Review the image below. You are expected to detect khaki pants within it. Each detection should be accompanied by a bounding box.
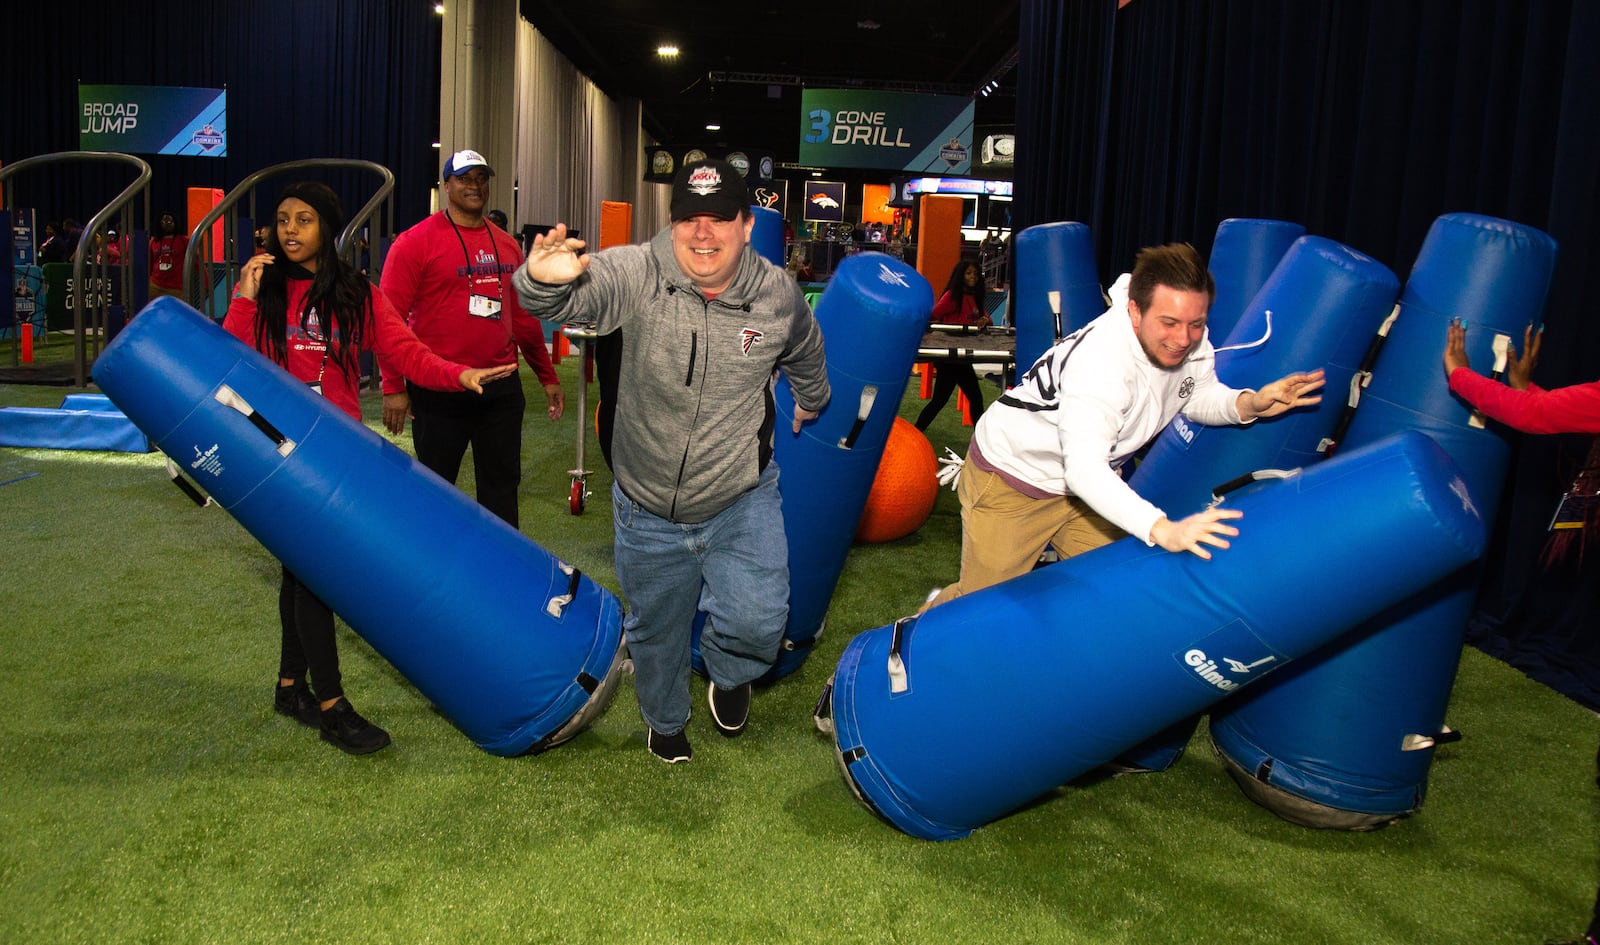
[923,463,1125,610]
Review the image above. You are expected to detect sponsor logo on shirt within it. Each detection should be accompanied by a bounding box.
[740,328,763,354]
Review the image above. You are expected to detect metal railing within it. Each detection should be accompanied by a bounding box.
[1,152,152,386]
[182,159,397,319]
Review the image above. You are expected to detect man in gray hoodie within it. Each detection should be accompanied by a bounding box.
[513,159,830,763]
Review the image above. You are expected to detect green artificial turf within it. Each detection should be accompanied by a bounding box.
[0,333,1595,944]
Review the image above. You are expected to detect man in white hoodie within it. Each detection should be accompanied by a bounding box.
[924,243,1324,609]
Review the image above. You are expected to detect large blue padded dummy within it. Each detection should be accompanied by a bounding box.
[93,298,627,757]
[824,431,1484,840]
[1012,222,1102,375]
[1203,218,1307,343]
[1115,236,1400,771]
[690,253,932,681]
[750,205,785,267]
[1209,213,1558,827]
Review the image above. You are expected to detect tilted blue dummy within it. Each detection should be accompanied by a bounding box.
[1204,218,1308,343]
[1208,213,1558,826]
[1115,235,1401,770]
[93,298,627,756]
[755,252,932,680]
[1012,222,1103,374]
[749,205,786,267]
[826,431,1485,840]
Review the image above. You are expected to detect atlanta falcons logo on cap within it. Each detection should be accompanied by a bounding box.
[740,328,764,354]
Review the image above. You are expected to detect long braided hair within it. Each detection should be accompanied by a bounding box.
[251,181,371,373]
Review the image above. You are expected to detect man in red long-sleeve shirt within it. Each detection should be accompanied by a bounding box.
[379,149,565,528]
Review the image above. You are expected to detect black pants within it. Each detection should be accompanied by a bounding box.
[277,567,341,702]
[915,362,986,431]
[408,373,525,528]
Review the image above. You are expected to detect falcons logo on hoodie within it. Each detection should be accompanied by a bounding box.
[740,328,763,354]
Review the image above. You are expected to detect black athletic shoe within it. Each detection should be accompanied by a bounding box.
[707,680,751,737]
[319,698,392,755]
[647,727,692,764]
[273,679,320,728]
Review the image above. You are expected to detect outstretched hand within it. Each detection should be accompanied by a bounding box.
[1149,507,1243,560]
[458,363,519,394]
[1506,322,1542,391]
[1240,369,1325,420]
[522,222,589,285]
[1444,320,1471,376]
[1445,320,1540,390]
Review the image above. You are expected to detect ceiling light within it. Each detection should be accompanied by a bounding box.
[656,44,680,58]
[705,123,722,132]
[433,3,444,13]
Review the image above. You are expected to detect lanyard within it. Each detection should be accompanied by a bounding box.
[447,214,502,300]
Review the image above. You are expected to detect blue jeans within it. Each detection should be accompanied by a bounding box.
[612,462,789,735]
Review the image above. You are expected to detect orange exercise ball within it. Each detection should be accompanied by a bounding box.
[856,418,939,543]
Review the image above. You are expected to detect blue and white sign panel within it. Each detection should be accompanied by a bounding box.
[78,84,227,157]
[799,90,973,174]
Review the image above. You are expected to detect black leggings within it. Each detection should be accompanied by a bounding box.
[408,373,526,528]
[277,567,342,702]
[915,362,986,431]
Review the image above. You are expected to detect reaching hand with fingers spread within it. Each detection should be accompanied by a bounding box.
[1149,507,1244,560]
[523,223,590,285]
[1506,322,1542,391]
[1239,369,1326,420]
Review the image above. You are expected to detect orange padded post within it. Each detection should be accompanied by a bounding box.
[916,194,963,292]
[187,187,225,262]
[919,363,934,399]
[599,201,633,250]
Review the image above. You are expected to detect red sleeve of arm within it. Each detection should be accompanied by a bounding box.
[367,288,470,393]
[508,290,559,386]
[375,238,421,395]
[929,291,958,322]
[1449,368,1600,435]
[222,296,258,346]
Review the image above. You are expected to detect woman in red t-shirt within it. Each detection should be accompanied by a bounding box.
[224,181,514,756]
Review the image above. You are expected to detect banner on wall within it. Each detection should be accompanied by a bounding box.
[752,179,788,218]
[972,124,1015,178]
[643,145,776,185]
[802,182,846,223]
[798,90,974,174]
[78,84,228,156]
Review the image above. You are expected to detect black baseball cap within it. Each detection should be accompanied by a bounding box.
[670,159,749,222]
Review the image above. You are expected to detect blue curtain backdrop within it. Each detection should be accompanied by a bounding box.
[1015,0,1600,708]
[0,1,440,232]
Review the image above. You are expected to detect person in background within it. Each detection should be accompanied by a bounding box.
[915,258,993,431]
[149,210,189,300]
[379,149,564,528]
[38,222,66,263]
[1444,319,1599,945]
[923,243,1325,611]
[513,158,830,765]
[487,209,509,231]
[225,181,515,755]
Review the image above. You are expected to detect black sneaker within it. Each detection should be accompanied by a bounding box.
[707,680,751,737]
[647,726,692,764]
[319,698,392,755]
[273,679,320,728]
